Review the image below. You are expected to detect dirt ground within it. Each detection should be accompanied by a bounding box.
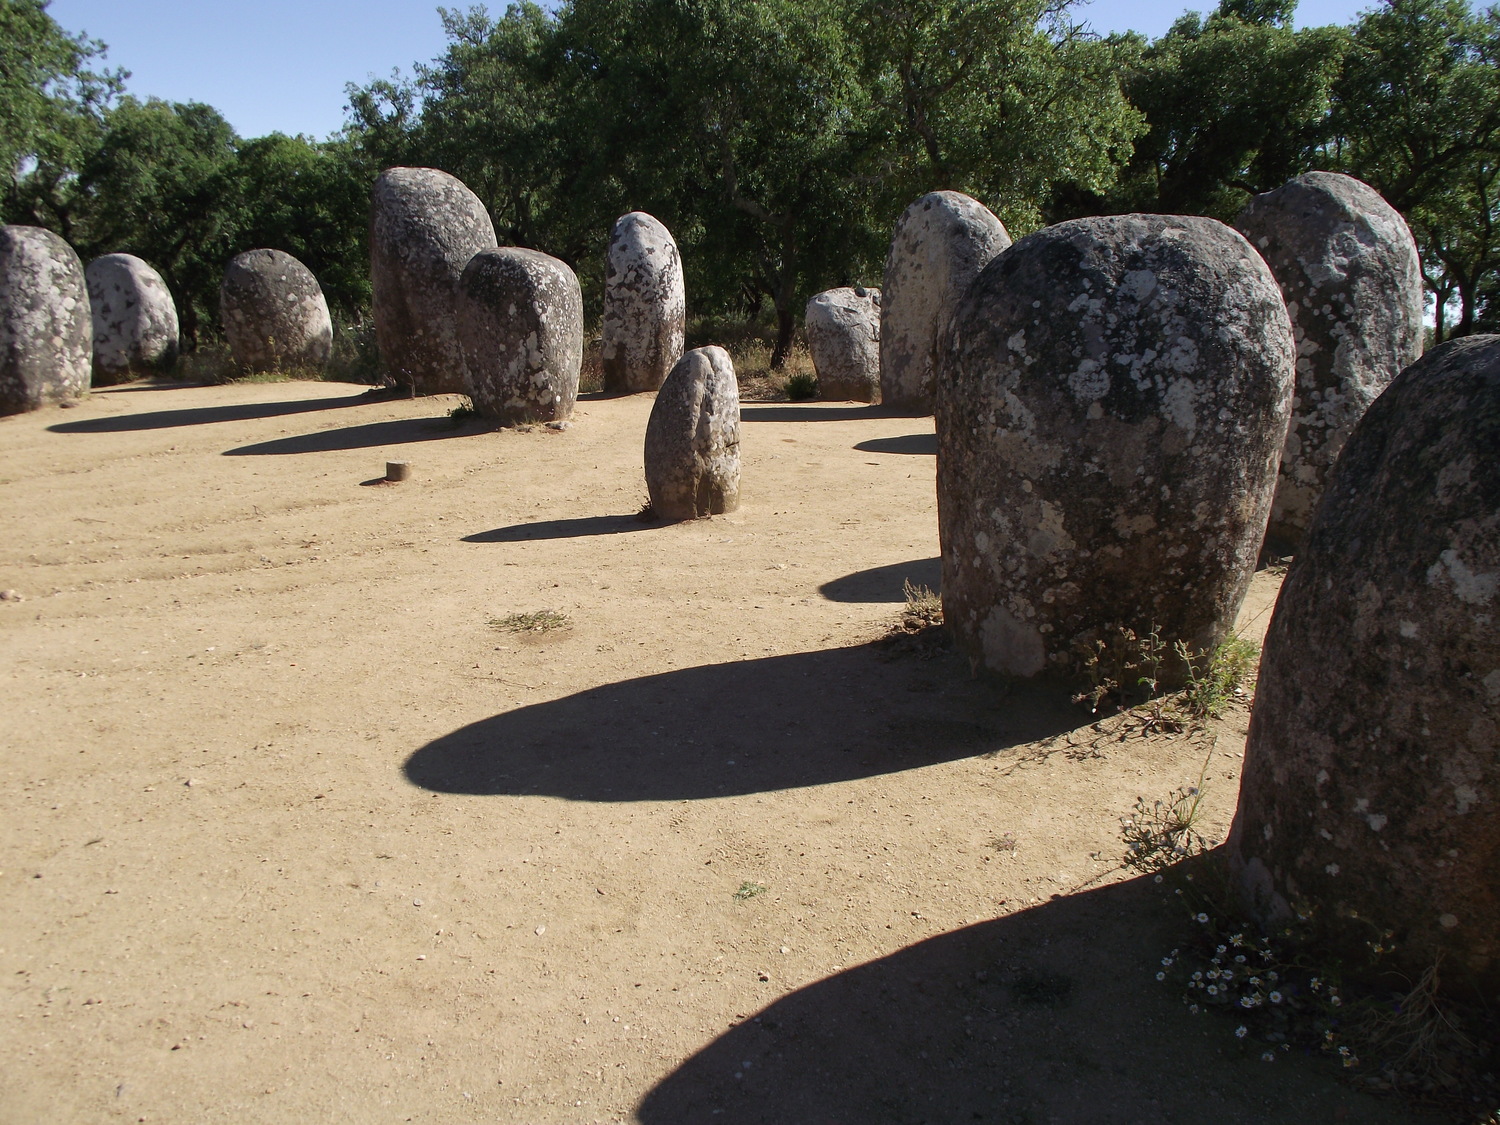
[0,379,1447,1124]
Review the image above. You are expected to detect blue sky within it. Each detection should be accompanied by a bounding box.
[48,0,1376,142]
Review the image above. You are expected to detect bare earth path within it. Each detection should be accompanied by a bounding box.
[1,380,1441,1123]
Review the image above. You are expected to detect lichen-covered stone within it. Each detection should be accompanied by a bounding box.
[881,191,1010,413]
[644,346,740,520]
[601,212,685,393]
[458,248,583,425]
[936,214,1294,681]
[86,253,178,385]
[219,249,333,374]
[1236,172,1423,552]
[805,286,880,402]
[0,225,90,414]
[1229,333,1500,998]
[371,167,497,395]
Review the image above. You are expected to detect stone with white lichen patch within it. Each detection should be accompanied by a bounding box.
[644,346,740,521]
[1230,333,1500,998]
[86,253,178,385]
[220,249,333,375]
[601,212,685,394]
[805,286,880,402]
[0,225,90,414]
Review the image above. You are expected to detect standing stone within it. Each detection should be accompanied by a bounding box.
[0,225,90,414]
[1230,334,1500,998]
[86,253,179,385]
[644,346,740,520]
[881,191,1011,413]
[805,286,881,402]
[1236,171,1423,552]
[936,214,1294,681]
[219,249,333,374]
[371,167,497,395]
[458,248,583,425]
[601,212,685,393]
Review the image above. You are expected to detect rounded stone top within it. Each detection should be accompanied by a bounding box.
[371,166,498,259]
[222,248,322,299]
[219,248,332,373]
[0,224,91,413]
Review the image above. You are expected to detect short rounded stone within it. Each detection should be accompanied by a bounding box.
[459,248,583,425]
[86,253,179,385]
[601,212,685,393]
[220,249,333,374]
[1229,333,1500,998]
[371,166,497,395]
[0,225,91,414]
[1236,171,1423,552]
[644,345,740,521]
[936,214,1294,683]
[881,191,1010,413]
[805,286,880,402]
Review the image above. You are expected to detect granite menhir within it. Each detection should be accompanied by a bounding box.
[881,191,1010,413]
[220,249,333,374]
[86,253,179,385]
[1230,333,1500,999]
[1236,171,1423,553]
[805,286,881,402]
[644,346,740,521]
[458,248,583,425]
[0,225,90,414]
[936,214,1294,683]
[601,212,685,393]
[371,167,497,395]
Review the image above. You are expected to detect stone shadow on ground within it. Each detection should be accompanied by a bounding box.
[404,644,1079,802]
[636,869,1440,1125]
[854,432,937,455]
[741,404,898,423]
[222,416,488,455]
[820,557,940,603]
[48,392,369,433]
[463,514,657,542]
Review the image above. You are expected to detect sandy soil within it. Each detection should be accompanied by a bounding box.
[0,379,1444,1124]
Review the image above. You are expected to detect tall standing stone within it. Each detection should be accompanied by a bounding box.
[371,167,497,395]
[458,248,583,425]
[1230,334,1500,998]
[601,212,685,393]
[0,225,90,414]
[936,214,1294,681]
[881,191,1010,413]
[805,286,881,402]
[86,253,179,385]
[1236,171,1423,552]
[644,346,740,520]
[220,249,333,374]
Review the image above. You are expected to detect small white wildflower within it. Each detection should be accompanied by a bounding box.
[1235,1025,1248,1039]
[1268,991,1283,1004]
[1265,971,1279,982]
[1188,1004,1200,1014]
[1153,873,1163,883]
[1156,971,1166,981]
[1216,945,1227,954]
[1239,997,1254,1009]
[1329,994,1342,1007]
[1196,912,1209,923]
[1234,954,1247,963]
[1207,970,1219,980]
[1192,971,1203,981]
[1207,984,1219,996]
[1249,977,1261,987]
[1161,957,1173,967]
[1261,1051,1275,1062]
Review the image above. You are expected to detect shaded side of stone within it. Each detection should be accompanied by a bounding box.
[86,253,179,385]
[881,191,1010,413]
[1229,333,1500,998]
[219,249,333,374]
[805,286,881,402]
[459,248,583,425]
[1236,171,1423,552]
[371,166,498,395]
[0,224,90,414]
[936,214,1294,682]
[601,212,685,393]
[644,345,740,520]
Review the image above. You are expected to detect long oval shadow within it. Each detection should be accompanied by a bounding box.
[637,869,1427,1125]
[403,644,1078,801]
[820,558,940,603]
[49,392,369,433]
[223,416,485,455]
[740,404,894,422]
[853,432,937,455]
[463,514,655,542]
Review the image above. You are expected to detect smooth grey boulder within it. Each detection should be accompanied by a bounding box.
[458,248,583,425]
[644,345,740,520]
[1237,171,1423,552]
[0,225,90,414]
[371,167,497,395]
[936,214,1294,682]
[86,253,179,385]
[881,191,1010,413]
[805,286,881,402]
[601,212,685,393]
[1229,334,1500,998]
[219,249,333,374]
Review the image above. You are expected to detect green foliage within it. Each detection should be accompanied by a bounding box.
[1177,634,1259,720]
[784,372,819,401]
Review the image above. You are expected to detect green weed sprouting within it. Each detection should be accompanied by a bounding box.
[733,881,767,902]
[784,371,818,401]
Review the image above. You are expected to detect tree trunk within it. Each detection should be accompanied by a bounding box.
[771,303,796,369]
